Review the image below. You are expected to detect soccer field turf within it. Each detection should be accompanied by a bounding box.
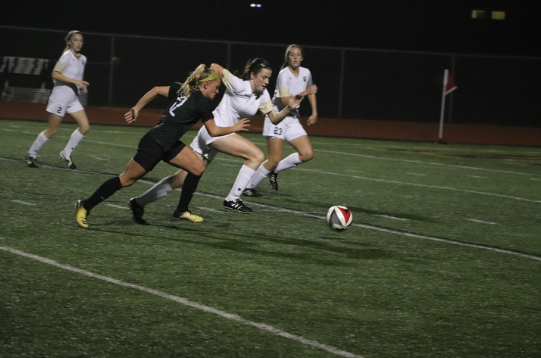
[1,119,540,358]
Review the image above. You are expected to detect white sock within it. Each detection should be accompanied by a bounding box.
[246,163,271,189]
[226,165,255,202]
[28,131,49,157]
[136,177,174,207]
[275,152,302,172]
[62,129,85,157]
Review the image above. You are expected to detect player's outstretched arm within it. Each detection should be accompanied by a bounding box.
[204,118,250,137]
[268,95,304,125]
[125,86,169,123]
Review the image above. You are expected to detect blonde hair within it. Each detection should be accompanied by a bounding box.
[281,44,303,70]
[180,64,217,97]
[64,30,82,53]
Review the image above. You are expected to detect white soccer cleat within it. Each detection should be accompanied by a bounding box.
[59,151,76,169]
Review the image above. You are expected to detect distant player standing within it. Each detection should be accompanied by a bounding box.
[26,30,90,169]
[244,44,318,196]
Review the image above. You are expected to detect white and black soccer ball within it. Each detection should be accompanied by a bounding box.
[325,205,353,231]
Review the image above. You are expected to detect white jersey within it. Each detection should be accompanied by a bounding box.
[272,66,313,118]
[51,50,87,99]
[213,69,273,127]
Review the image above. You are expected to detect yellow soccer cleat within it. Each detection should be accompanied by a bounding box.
[173,210,204,223]
[75,200,89,228]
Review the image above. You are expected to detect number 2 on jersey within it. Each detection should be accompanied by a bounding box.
[169,96,188,117]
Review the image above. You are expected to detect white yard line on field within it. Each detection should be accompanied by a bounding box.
[308,140,541,154]
[1,156,540,204]
[313,149,537,176]
[296,168,541,204]
[0,245,366,358]
[197,206,225,213]
[310,142,541,157]
[105,204,130,210]
[11,200,36,206]
[376,215,408,221]
[2,157,541,262]
[467,219,496,225]
[189,191,541,263]
[4,128,538,177]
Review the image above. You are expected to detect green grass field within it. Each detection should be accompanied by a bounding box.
[1,119,540,358]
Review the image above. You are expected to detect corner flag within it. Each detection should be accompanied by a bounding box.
[438,69,457,142]
[445,71,457,95]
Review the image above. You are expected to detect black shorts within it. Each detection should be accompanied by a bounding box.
[133,132,186,172]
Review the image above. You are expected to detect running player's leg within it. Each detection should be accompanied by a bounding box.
[26,113,63,167]
[130,144,208,211]
[167,146,207,222]
[245,137,284,192]
[210,134,264,212]
[76,158,148,228]
[267,135,312,191]
[133,170,185,210]
[279,134,313,171]
[60,107,88,169]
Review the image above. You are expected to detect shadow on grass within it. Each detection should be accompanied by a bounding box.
[88,221,388,267]
[242,195,436,223]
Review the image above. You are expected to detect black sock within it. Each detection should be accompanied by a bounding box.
[83,176,123,211]
[175,173,202,213]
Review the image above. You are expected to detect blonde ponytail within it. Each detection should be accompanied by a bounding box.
[180,64,217,97]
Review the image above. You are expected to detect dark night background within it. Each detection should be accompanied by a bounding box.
[1,0,540,126]
[1,0,540,57]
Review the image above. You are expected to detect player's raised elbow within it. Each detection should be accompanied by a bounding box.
[210,63,224,76]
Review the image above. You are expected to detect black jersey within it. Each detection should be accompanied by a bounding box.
[148,83,216,151]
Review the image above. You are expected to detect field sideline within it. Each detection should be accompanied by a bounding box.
[1,119,540,358]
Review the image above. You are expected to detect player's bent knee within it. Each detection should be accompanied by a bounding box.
[252,150,266,164]
[120,177,137,187]
[300,151,314,162]
[266,158,280,167]
[79,126,90,135]
[45,129,58,137]
[191,167,205,176]
[189,163,205,176]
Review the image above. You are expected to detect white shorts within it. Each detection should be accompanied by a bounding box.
[46,86,84,117]
[262,115,307,141]
[189,125,235,162]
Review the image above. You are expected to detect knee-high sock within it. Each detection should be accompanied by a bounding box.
[275,152,302,173]
[63,129,85,157]
[226,165,255,202]
[82,176,123,211]
[246,163,271,190]
[175,173,202,213]
[136,177,174,207]
[28,131,49,157]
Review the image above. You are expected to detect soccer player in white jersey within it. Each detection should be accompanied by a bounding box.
[26,30,90,169]
[244,44,318,196]
[127,58,303,218]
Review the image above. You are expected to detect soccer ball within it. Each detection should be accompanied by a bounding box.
[325,205,353,231]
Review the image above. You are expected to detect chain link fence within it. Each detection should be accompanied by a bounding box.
[1,25,540,127]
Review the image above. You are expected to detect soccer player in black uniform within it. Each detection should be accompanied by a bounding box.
[75,64,249,228]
